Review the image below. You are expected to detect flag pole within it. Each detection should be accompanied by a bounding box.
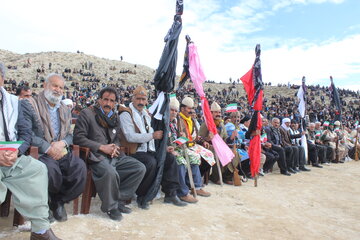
[355,133,359,161]
[232,143,242,186]
[214,154,224,186]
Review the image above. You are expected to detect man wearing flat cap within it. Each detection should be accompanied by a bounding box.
[333,121,348,161]
[119,86,185,209]
[177,96,213,196]
[199,101,239,184]
[168,97,203,203]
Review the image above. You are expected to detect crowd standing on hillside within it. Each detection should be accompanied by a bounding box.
[1,61,360,240]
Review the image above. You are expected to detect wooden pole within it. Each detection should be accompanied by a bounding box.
[182,145,197,198]
[335,136,340,163]
[232,143,241,186]
[215,154,223,186]
[254,174,258,187]
[355,133,359,161]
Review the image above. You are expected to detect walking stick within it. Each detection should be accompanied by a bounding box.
[355,133,359,161]
[335,136,340,163]
[214,154,224,186]
[181,144,197,198]
[232,142,242,186]
[254,174,258,187]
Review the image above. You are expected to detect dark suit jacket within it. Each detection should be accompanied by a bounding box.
[73,107,121,163]
[16,100,32,155]
[265,126,282,147]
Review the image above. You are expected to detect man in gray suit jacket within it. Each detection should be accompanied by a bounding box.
[23,73,86,223]
[73,87,146,221]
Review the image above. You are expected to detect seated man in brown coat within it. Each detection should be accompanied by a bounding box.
[73,87,146,221]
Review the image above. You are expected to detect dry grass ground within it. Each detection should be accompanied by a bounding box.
[1,161,360,240]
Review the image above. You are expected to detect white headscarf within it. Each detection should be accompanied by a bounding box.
[281,118,291,131]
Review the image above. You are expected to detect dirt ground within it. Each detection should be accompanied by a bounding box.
[1,161,360,240]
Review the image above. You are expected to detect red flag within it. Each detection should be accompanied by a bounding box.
[240,44,264,177]
[201,97,217,134]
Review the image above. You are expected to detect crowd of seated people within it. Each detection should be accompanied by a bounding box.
[1,61,360,239]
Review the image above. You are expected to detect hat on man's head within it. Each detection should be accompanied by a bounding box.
[282,118,291,124]
[182,97,194,108]
[334,120,341,126]
[133,86,147,96]
[169,98,180,110]
[210,102,221,111]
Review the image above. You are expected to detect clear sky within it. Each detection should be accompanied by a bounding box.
[1,0,359,90]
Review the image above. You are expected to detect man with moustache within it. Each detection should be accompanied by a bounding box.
[260,118,287,174]
[119,86,184,209]
[16,85,32,99]
[177,96,214,190]
[314,121,333,164]
[23,73,86,222]
[265,118,292,176]
[279,118,310,172]
[73,87,146,221]
[169,97,208,203]
[0,64,61,239]
[307,122,328,165]
[289,120,322,168]
[199,101,238,184]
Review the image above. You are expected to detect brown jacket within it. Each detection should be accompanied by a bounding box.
[118,106,140,154]
[279,127,292,147]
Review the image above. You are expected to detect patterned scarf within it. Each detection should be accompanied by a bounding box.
[93,105,118,129]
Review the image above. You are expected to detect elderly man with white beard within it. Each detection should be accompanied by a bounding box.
[23,73,86,223]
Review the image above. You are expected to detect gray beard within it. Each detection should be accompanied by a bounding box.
[44,89,62,105]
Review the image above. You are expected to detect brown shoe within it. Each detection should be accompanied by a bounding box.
[196,189,211,197]
[30,228,62,240]
[179,194,198,203]
[225,180,234,185]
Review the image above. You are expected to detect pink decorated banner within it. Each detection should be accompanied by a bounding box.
[188,43,234,166]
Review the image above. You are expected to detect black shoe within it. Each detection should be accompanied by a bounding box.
[288,168,297,174]
[137,200,150,210]
[312,164,323,168]
[299,166,311,171]
[50,202,67,222]
[164,195,187,207]
[280,171,291,176]
[294,167,301,172]
[118,204,132,214]
[107,208,123,221]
